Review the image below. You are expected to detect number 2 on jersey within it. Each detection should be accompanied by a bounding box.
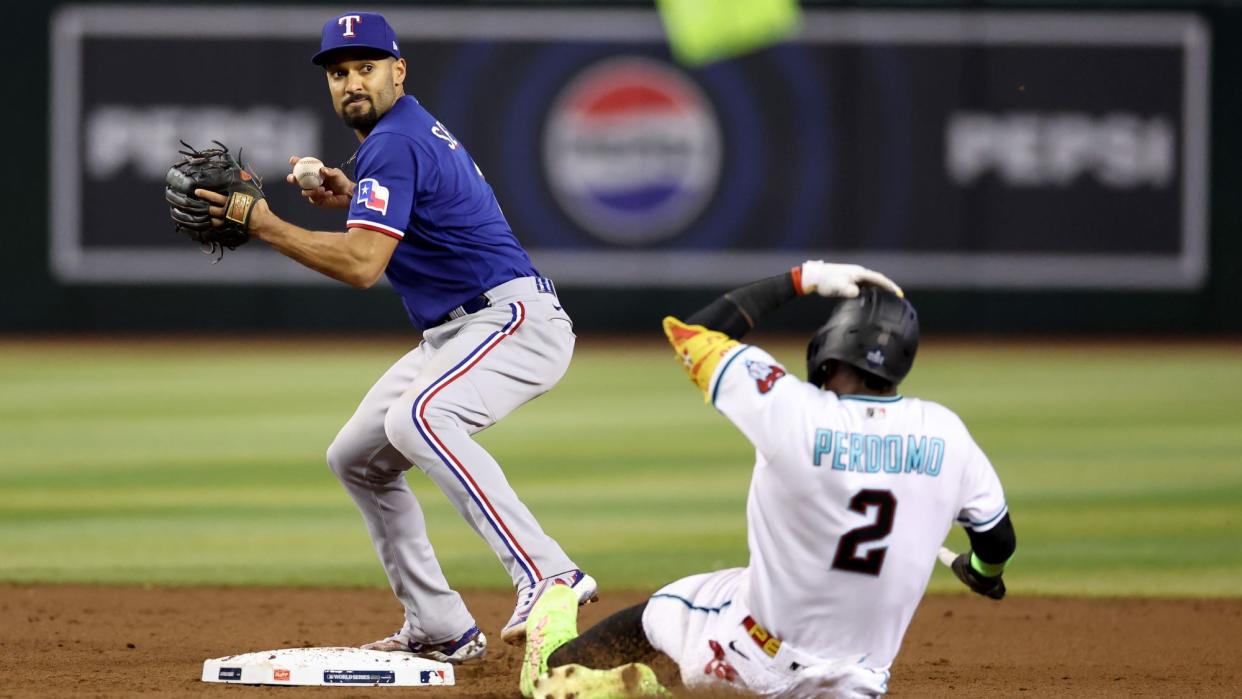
[831,489,897,576]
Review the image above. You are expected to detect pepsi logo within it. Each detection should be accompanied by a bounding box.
[543,56,721,245]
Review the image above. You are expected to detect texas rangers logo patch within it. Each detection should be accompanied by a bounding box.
[357,178,389,216]
[745,360,786,395]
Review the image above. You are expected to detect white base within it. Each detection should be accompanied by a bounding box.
[201,647,455,686]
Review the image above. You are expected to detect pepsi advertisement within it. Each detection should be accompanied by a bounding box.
[51,6,1208,289]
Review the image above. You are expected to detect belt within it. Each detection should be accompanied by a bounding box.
[434,293,491,328]
[744,616,827,672]
[428,276,559,329]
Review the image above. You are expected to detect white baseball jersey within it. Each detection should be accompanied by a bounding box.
[710,344,1008,670]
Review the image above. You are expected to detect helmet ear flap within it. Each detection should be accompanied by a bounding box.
[807,359,829,388]
[806,326,828,386]
[806,319,844,387]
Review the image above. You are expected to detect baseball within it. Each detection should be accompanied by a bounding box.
[293,157,324,189]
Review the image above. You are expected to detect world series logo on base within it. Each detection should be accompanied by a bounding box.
[201,647,454,687]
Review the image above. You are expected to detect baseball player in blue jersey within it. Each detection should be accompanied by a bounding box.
[193,11,596,663]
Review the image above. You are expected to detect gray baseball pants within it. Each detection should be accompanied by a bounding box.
[327,276,579,644]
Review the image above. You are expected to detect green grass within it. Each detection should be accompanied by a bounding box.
[1,337,1239,596]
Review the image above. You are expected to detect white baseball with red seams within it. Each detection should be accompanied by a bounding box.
[293,157,324,189]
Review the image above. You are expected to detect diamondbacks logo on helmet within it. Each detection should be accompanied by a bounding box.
[543,56,721,245]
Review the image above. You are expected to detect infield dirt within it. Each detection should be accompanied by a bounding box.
[3,584,1239,697]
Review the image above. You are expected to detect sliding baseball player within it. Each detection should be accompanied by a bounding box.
[518,261,1017,698]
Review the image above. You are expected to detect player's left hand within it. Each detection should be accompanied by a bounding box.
[950,552,1006,600]
[799,260,903,299]
[164,141,265,255]
[193,189,274,239]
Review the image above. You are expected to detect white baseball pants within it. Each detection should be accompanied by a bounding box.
[643,567,891,698]
[327,277,580,644]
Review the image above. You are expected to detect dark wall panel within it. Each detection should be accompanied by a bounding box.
[6,1,1240,334]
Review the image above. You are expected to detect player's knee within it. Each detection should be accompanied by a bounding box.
[325,431,361,482]
[382,396,428,460]
[383,396,466,468]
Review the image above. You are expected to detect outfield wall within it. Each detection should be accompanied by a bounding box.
[7,0,1241,334]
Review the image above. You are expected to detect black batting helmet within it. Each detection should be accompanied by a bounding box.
[806,288,920,387]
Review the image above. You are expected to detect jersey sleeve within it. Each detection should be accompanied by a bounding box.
[709,345,811,457]
[956,437,1008,532]
[346,133,429,239]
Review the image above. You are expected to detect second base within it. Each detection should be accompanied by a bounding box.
[201,646,455,686]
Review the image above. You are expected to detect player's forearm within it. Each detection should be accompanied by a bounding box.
[686,269,801,339]
[965,513,1017,576]
[252,215,384,288]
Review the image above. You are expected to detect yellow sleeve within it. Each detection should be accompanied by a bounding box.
[662,316,740,401]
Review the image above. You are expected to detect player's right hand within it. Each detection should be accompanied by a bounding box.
[950,552,1006,600]
[286,155,355,209]
[799,260,903,299]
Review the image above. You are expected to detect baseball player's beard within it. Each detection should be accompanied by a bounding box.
[342,100,380,134]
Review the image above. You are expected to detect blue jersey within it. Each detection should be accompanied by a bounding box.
[345,95,538,329]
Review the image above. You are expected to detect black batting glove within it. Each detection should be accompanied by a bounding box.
[951,552,1006,600]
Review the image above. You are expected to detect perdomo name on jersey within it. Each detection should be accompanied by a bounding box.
[812,429,945,476]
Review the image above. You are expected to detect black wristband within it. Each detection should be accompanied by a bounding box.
[686,271,799,339]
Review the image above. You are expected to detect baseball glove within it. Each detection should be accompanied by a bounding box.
[164,141,265,256]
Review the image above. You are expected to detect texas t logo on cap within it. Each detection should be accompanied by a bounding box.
[337,14,362,37]
[312,12,401,64]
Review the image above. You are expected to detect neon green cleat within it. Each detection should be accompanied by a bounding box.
[521,583,581,698]
[532,663,671,699]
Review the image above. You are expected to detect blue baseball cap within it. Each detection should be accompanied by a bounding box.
[312,11,401,65]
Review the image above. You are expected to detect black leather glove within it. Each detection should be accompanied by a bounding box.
[164,141,265,255]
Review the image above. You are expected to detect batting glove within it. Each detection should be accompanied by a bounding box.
[662,316,739,400]
[798,260,904,299]
[950,551,1007,600]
